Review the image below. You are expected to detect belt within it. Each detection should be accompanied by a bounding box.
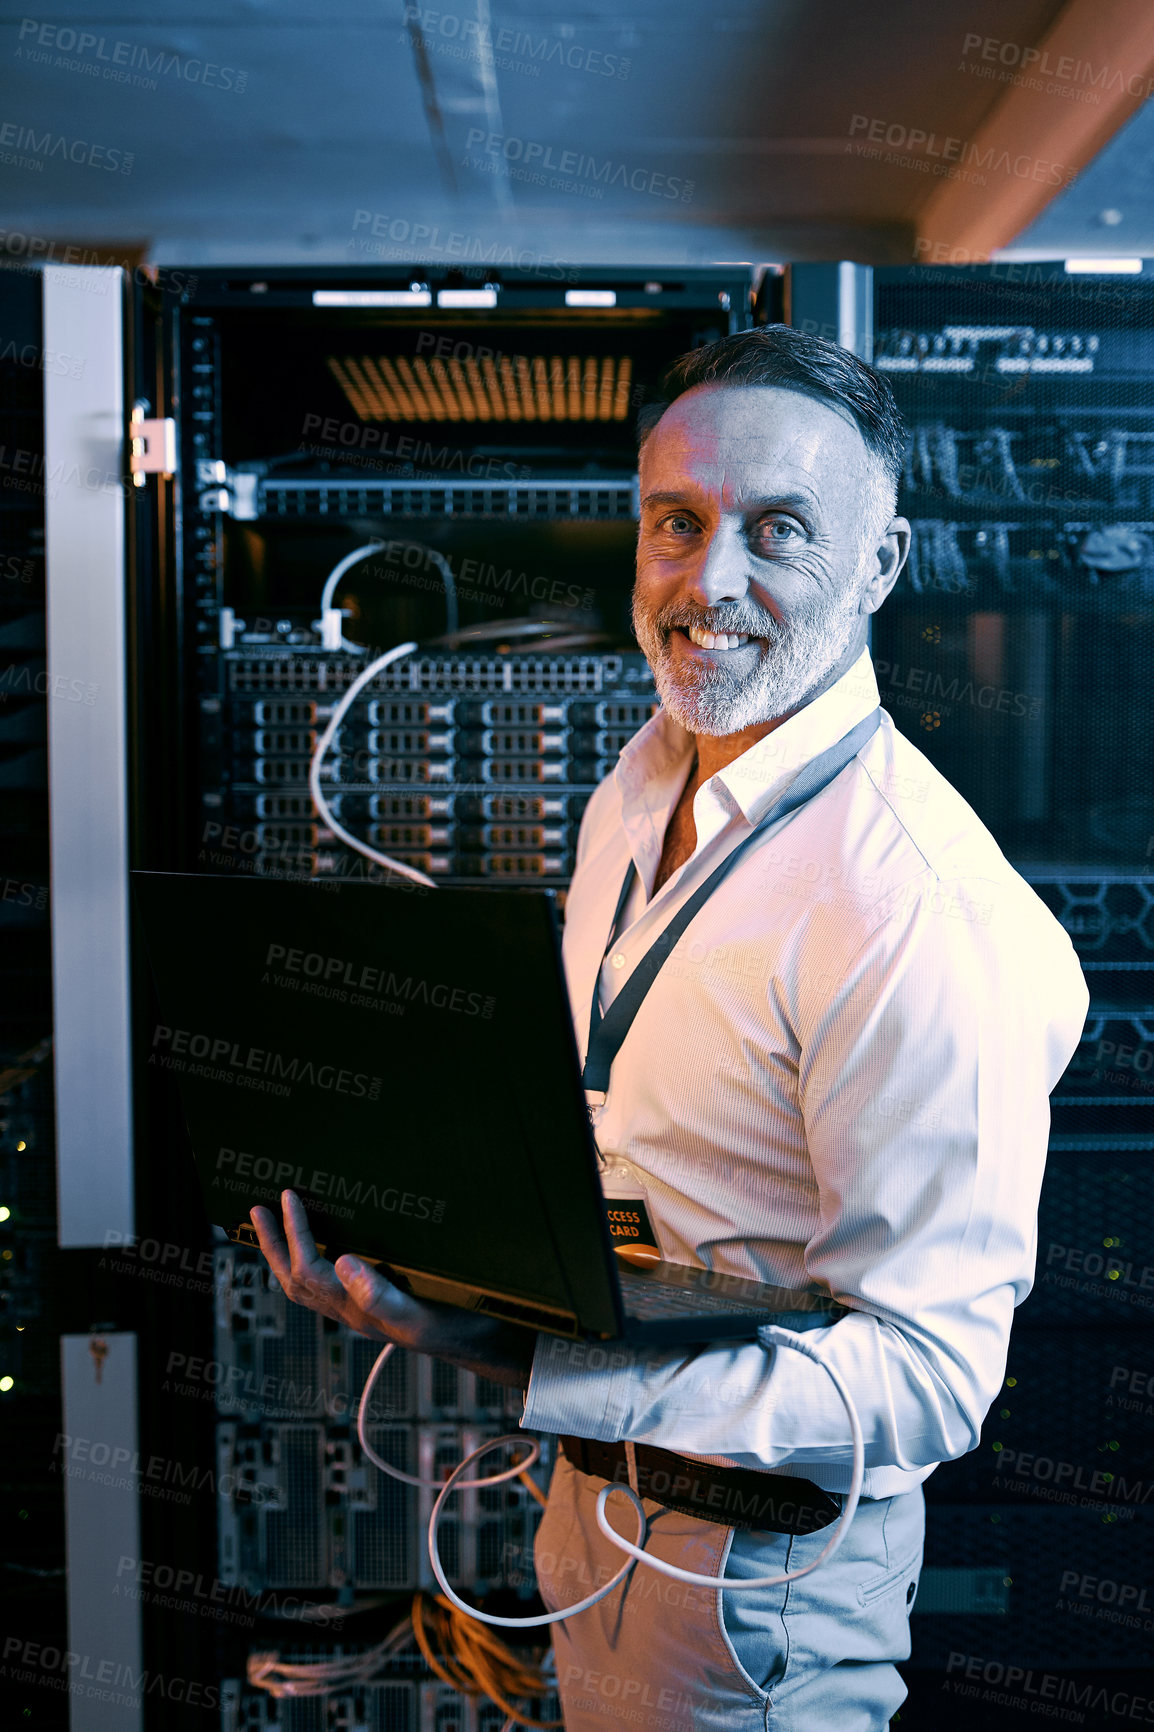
[558,1435,843,1536]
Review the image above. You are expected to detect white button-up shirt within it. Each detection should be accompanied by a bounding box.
[520,646,1089,1499]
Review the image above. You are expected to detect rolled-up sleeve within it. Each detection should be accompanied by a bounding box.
[521,874,1089,1497]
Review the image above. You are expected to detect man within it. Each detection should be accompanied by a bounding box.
[251,327,1089,1730]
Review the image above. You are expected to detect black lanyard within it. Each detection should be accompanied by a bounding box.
[582,708,882,1096]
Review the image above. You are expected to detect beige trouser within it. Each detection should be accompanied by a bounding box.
[534,1452,925,1731]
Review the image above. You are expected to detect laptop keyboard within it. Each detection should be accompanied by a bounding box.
[619,1268,789,1319]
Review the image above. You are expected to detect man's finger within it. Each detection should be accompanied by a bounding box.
[280,1189,347,1306]
[253,1191,343,1313]
[250,1204,292,1287]
[281,1188,325,1280]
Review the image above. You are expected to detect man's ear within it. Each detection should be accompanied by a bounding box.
[859,518,911,614]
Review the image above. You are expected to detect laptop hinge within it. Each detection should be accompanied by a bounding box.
[395,1266,582,1337]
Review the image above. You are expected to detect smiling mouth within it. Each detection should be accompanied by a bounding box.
[673,625,766,653]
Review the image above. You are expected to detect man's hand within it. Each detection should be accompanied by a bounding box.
[249,1190,535,1391]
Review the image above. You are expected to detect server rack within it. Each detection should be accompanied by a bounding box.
[153,266,752,892]
[852,260,1154,1721]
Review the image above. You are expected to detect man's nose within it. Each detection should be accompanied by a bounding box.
[690,522,753,608]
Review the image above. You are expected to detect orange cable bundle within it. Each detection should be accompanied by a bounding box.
[410,1591,563,1729]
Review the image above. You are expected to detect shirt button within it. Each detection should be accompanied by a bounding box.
[611,952,626,969]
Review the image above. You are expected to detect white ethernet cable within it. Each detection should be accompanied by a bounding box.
[316,540,458,651]
[318,542,384,653]
[307,623,593,887]
[357,1328,865,1628]
[308,537,460,885]
[307,640,436,888]
[355,1341,543,1491]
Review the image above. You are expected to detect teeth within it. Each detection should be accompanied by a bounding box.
[686,626,752,650]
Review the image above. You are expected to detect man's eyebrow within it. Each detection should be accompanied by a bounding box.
[640,487,821,514]
[733,488,820,515]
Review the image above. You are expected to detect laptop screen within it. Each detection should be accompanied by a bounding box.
[131,870,619,1334]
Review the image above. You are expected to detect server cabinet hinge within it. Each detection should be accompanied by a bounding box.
[129,407,177,483]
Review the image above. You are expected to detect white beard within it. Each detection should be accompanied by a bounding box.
[632,573,868,736]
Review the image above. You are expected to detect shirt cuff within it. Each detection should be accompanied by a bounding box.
[520,1332,643,1439]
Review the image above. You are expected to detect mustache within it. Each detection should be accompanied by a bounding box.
[658,609,783,640]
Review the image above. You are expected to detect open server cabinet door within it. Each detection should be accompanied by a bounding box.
[119,263,761,1729]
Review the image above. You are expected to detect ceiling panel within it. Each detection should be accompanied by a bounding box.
[0,0,1147,264]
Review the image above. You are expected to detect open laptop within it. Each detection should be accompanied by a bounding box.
[131,869,848,1346]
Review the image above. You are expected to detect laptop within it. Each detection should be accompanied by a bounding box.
[131,869,848,1346]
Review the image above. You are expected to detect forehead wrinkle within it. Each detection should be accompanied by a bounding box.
[641,401,876,526]
[727,429,846,486]
[650,389,869,476]
[660,385,865,450]
[649,421,847,482]
[662,456,828,516]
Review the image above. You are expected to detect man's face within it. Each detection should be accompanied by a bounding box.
[632,383,907,736]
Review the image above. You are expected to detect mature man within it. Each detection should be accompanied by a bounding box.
[252,327,1089,1730]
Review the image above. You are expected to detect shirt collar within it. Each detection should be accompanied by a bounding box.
[614,646,880,827]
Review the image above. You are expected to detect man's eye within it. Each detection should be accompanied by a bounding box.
[754,518,801,545]
[660,514,697,535]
